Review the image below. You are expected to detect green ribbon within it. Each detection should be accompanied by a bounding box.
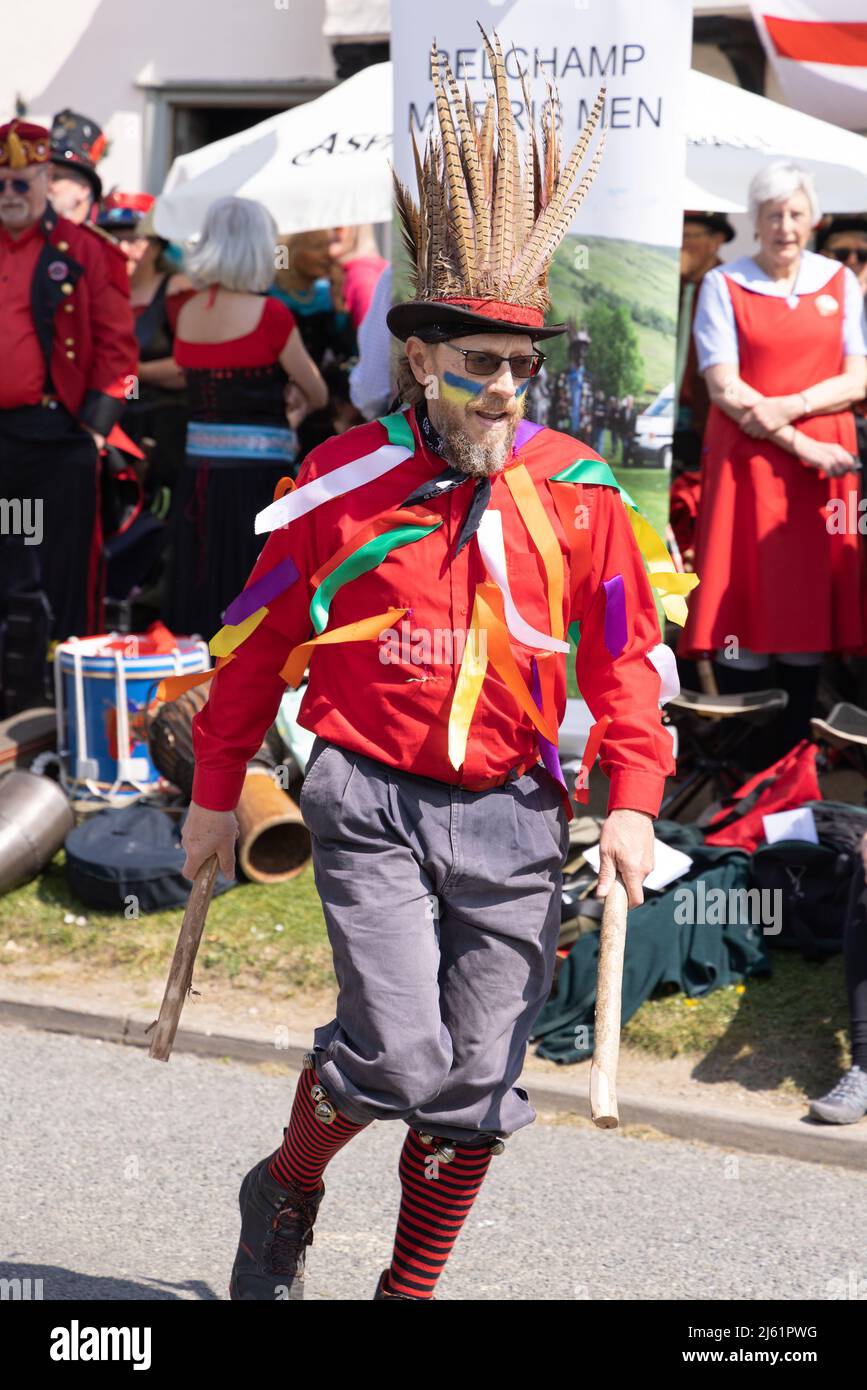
[378,408,415,452]
[310,520,442,634]
[549,457,638,512]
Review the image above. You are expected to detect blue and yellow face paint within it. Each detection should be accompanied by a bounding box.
[441,371,485,405]
[440,371,530,406]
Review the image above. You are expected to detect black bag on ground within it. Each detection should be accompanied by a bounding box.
[64,803,237,912]
[749,803,867,961]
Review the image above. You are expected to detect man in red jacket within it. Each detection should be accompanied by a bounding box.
[0,119,137,659]
[176,35,692,1302]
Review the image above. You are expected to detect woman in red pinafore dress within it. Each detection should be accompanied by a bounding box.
[163,197,327,643]
[683,162,867,755]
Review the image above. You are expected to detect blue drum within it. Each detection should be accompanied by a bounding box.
[55,633,211,801]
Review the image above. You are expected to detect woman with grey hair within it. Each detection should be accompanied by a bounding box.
[164,196,327,640]
[682,160,867,760]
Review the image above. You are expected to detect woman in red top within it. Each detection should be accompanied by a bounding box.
[684,161,867,757]
[165,196,327,641]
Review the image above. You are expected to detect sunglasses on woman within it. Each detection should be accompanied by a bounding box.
[0,177,32,195]
[445,344,545,379]
[828,246,867,266]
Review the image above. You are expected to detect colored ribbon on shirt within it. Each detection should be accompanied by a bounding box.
[548,456,699,626]
[531,655,566,789]
[222,555,300,626]
[469,582,558,743]
[447,583,560,769]
[603,575,628,658]
[310,514,442,634]
[254,409,415,535]
[447,591,490,770]
[574,713,612,806]
[280,608,408,689]
[504,461,566,643]
[156,653,235,703]
[210,608,269,658]
[476,510,570,654]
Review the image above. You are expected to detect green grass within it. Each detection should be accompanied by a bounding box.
[612,464,670,537]
[622,951,851,1099]
[0,849,333,996]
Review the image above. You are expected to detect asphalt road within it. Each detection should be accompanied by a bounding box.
[1,1023,863,1302]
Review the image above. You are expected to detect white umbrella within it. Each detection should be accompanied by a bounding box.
[685,68,867,212]
[154,62,867,243]
[154,62,393,242]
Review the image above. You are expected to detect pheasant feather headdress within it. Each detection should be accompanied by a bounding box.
[387,24,606,342]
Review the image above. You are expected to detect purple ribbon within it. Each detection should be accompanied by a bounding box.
[603,575,628,658]
[514,420,544,452]
[222,555,300,626]
[531,656,566,788]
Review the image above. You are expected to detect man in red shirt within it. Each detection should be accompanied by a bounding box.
[176,35,692,1302]
[0,120,137,709]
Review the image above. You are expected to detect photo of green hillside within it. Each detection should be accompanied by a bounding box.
[547,234,679,400]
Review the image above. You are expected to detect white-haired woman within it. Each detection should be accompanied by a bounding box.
[164,196,327,640]
[682,161,867,760]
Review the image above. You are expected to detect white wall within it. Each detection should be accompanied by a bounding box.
[1,0,333,191]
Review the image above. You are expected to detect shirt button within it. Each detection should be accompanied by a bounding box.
[64,303,74,312]
[66,350,75,359]
[61,284,73,296]
[65,337,74,346]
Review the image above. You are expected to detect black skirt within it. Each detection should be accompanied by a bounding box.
[161,446,294,643]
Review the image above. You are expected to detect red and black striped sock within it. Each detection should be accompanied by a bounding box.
[384,1128,493,1299]
[269,1065,368,1196]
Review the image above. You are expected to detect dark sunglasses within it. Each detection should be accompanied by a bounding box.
[828,246,867,266]
[0,177,31,195]
[445,344,545,379]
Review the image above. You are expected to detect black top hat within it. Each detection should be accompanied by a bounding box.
[386,299,567,343]
[683,210,736,243]
[49,109,106,200]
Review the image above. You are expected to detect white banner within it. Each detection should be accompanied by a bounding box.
[391,0,693,408]
[751,1,867,134]
[391,0,693,249]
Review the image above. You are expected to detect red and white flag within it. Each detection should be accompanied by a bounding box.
[751,2,867,131]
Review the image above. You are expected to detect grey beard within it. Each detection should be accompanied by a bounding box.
[441,420,516,477]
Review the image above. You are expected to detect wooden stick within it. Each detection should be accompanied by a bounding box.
[148,853,219,1062]
[590,874,629,1128]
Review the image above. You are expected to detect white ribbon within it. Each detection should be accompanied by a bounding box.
[646,642,680,705]
[254,443,414,534]
[476,510,570,654]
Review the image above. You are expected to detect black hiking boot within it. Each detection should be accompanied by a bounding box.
[229,1147,325,1301]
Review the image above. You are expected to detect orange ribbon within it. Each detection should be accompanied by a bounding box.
[473,583,558,745]
[156,653,235,703]
[573,713,612,805]
[279,608,407,688]
[504,464,565,642]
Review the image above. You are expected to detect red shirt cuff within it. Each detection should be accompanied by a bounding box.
[191,765,247,813]
[605,768,666,818]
